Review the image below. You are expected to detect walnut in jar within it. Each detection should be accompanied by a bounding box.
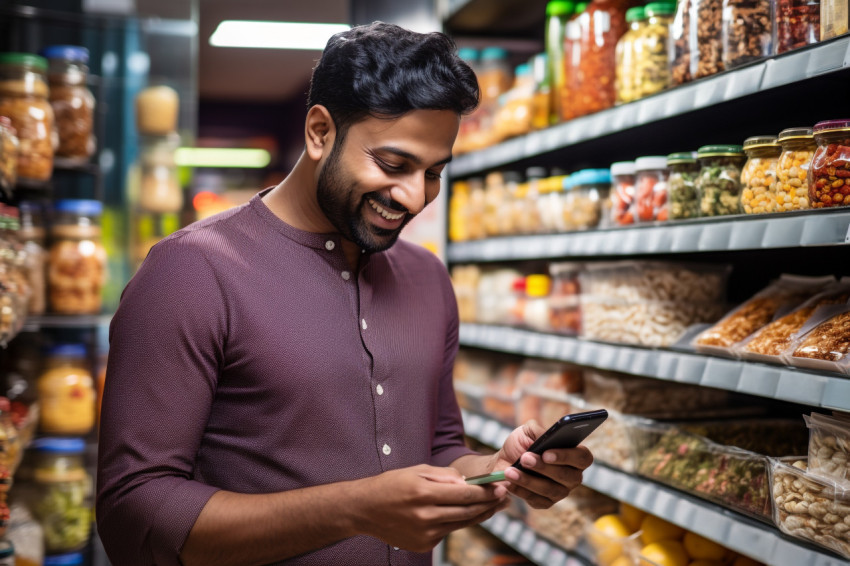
[42,45,96,161]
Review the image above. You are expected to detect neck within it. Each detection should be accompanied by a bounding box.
[262,152,332,233]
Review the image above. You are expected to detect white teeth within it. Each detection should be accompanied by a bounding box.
[369,198,404,221]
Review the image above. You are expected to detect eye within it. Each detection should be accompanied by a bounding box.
[375,157,404,173]
[425,169,442,181]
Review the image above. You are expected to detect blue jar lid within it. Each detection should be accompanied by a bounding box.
[30,437,86,453]
[47,343,87,358]
[0,539,12,557]
[39,45,90,64]
[481,47,508,61]
[44,552,85,566]
[572,168,612,186]
[457,47,479,63]
[53,199,103,216]
[562,174,575,191]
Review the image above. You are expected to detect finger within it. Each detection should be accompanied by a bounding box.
[433,497,509,525]
[439,498,512,532]
[509,453,585,489]
[417,466,467,485]
[539,446,594,469]
[506,482,562,509]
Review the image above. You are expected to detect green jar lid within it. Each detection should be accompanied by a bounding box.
[697,144,745,157]
[547,0,576,17]
[778,126,814,141]
[645,2,676,16]
[0,52,48,71]
[667,151,697,164]
[626,7,646,22]
[575,2,589,14]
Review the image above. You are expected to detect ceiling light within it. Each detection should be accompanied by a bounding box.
[209,20,350,50]
[175,147,271,168]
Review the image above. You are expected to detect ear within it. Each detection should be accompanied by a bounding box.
[305,105,335,162]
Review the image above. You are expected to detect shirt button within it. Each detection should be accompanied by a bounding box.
[376,384,384,395]
[361,319,368,330]
[393,547,400,551]
[341,271,351,280]
[325,240,335,251]
[382,444,391,455]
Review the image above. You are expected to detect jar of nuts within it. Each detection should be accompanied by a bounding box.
[41,45,96,162]
[670,0,695,85]
[740,135,781,214]
[776,127,815,211]
[47,199,107,315]
[0,53,54,183]
[0,117,18,196]
[809,119,850,209]
[633,2,674,99]
[693,0,725,78]
[721,0,774,69]
[697,145,745,217]
[667,152,700,220]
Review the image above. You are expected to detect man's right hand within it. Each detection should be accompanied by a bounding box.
[351,464,510,552]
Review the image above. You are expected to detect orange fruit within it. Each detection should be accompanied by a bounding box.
[640,515,685,545]
[682,531,726,561]
[620,502,647,532]
[639,540,689,566]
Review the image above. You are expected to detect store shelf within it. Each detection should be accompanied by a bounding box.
[447,36,850,178]
[461,409,849,566]
[459,323,850,412]
[23,313,112,331]
[479,514,592,566]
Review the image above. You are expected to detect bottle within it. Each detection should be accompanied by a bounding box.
[41,45,96,161]
[809,119,850,208]
[477,47,513,149]
[18,201,47,315]
[635,3,675,99]
[545,0,576,124]
[667,152,700,219]
[775,126,816,211]
[37,344,95,436]
[740,135,781,214]
[560,2,589,121]
[615,7,646,104]
[696,144,746,216]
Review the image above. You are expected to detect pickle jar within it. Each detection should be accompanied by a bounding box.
[740,135,781,214]
[634,156,669,222]
[48,199,107,315]
[634,2,675,99]
[29,437,92,553]
[615,7,646,105]
[809,119,850,209]
[37,344,95,436]
[0,116,19,194]
[776,0,820,53]
[667,152,700,219]
[722,0,774,69]
[41,45,96,161]
[697,144,745,216]
[0,53,54,182]
[775,127,815,211]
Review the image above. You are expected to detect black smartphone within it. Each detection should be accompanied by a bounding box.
[512,408,608,478]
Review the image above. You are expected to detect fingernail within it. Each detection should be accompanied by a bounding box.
[543,452,556,464]
[504,467,520,481]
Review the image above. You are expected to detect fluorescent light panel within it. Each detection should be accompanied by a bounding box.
[210,20,350,50]
[175,148,271,168]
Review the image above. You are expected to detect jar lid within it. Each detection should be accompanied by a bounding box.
[30,437,86,454]
[526,166,548,180]
[575,2,588,13]
[54,199,103,216]
[547,0,576,17]
[610,161,636,176]
[47,343,88,358]
[526,274,551,297]
[481,47,508,61]
[645,2,676,16]
[743,135,779,150]
[39,45,90,63]
[777,126,814,141]
[0,52,48,71]
[634,156,668,171]
[667,151,697,164]
[0,540,12,558]
[572,168,612,186]
[626,6,645,21]
[813,119,850,134]
[44,552,85,566]
[697,144,744,157]
[562,174,575,191]
[457,47,479,63]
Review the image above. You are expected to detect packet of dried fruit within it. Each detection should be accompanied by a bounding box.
[785,302,850,375]
[736,277,850,365]
[804,412,850,487]
[693,274,836,359]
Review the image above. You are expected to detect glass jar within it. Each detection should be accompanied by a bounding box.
[7,501,44,566]
[697,144,746,216]
[0,116,19,195]
[41,45,96,161]
[48,199,107,314]
[37,344,95,436]
[546,0,576,124]
[136,84,179,136]
[573,0,630,117]
[522,274,552,332]
[722,0,774,69]
[496,171,522,236]
[740,135,781,214]
[560,4,587,121]
[448,179,470,242]
[670,0,695,85]
[0,53,54,182]
[0,397,20,478]
[521,167,548,234]
[694,0,724,78]
[467,177,486,240]
[529,52,551,131]
[483,171,507,237]
[566,168,608,230]
[809,119,850,209]
[775,127,815,211]
[615,7,646,105]
[477,47,513,148]
[538,174,567,233]
[634,2,674,99]
[139,133,183,214]
[548,261,582,335]
[609,160,637,225]
[820,0,849,40]
[28,437,92,553]
[18,201,46,315]
[776,0,820,53]
[667,152,700,219]
[634,156,670,222]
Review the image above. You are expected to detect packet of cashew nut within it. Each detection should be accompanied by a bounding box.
[769,457,850,559]
[785,302,850,375]
[693,274,836,359]
[804,412,850,486]
[736,278,850,366]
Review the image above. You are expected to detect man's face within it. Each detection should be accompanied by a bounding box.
[316,109,459,253]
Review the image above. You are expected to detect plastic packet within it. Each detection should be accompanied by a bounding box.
[786,302,850,374]
[804,412,850,485]
[693,274,836,357]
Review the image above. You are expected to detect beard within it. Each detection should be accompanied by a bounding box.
[316,138,413,253]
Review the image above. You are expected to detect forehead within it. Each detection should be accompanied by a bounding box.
[345,109,460,161]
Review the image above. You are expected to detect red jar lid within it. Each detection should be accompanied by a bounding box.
[813,119,850,134]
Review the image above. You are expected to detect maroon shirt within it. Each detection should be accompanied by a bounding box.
[96,189,474,566]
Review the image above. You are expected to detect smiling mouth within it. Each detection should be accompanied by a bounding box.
[368,198,405,221]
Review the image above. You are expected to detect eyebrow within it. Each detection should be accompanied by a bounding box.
[376,146,453,168]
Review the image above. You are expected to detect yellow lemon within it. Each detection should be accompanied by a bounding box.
[682,531,727,561]
[639,540,690,566]
[611,557,636,566]
[620,502,647,532]
[640,515,685,545]
[589,514,632,566]
[732,556,764,566]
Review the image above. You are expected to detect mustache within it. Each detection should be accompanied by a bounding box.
[364,192,409,215]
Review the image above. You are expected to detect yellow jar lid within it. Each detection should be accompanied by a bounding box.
[526,274,551,297]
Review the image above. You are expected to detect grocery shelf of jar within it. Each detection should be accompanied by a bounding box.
[447,36,850,178]
[22,313,112,331]
[478,514,593,566]
[461,409,847,566]
[446,207,850,262]
[458,323,850,412]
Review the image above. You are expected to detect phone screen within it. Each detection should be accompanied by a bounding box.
[511,409,608,477]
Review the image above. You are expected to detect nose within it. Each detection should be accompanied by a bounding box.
[389,173,428,216]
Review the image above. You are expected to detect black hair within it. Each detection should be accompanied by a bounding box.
[307,21,480,139]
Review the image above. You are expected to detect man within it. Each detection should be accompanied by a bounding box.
[97,22,593,566]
